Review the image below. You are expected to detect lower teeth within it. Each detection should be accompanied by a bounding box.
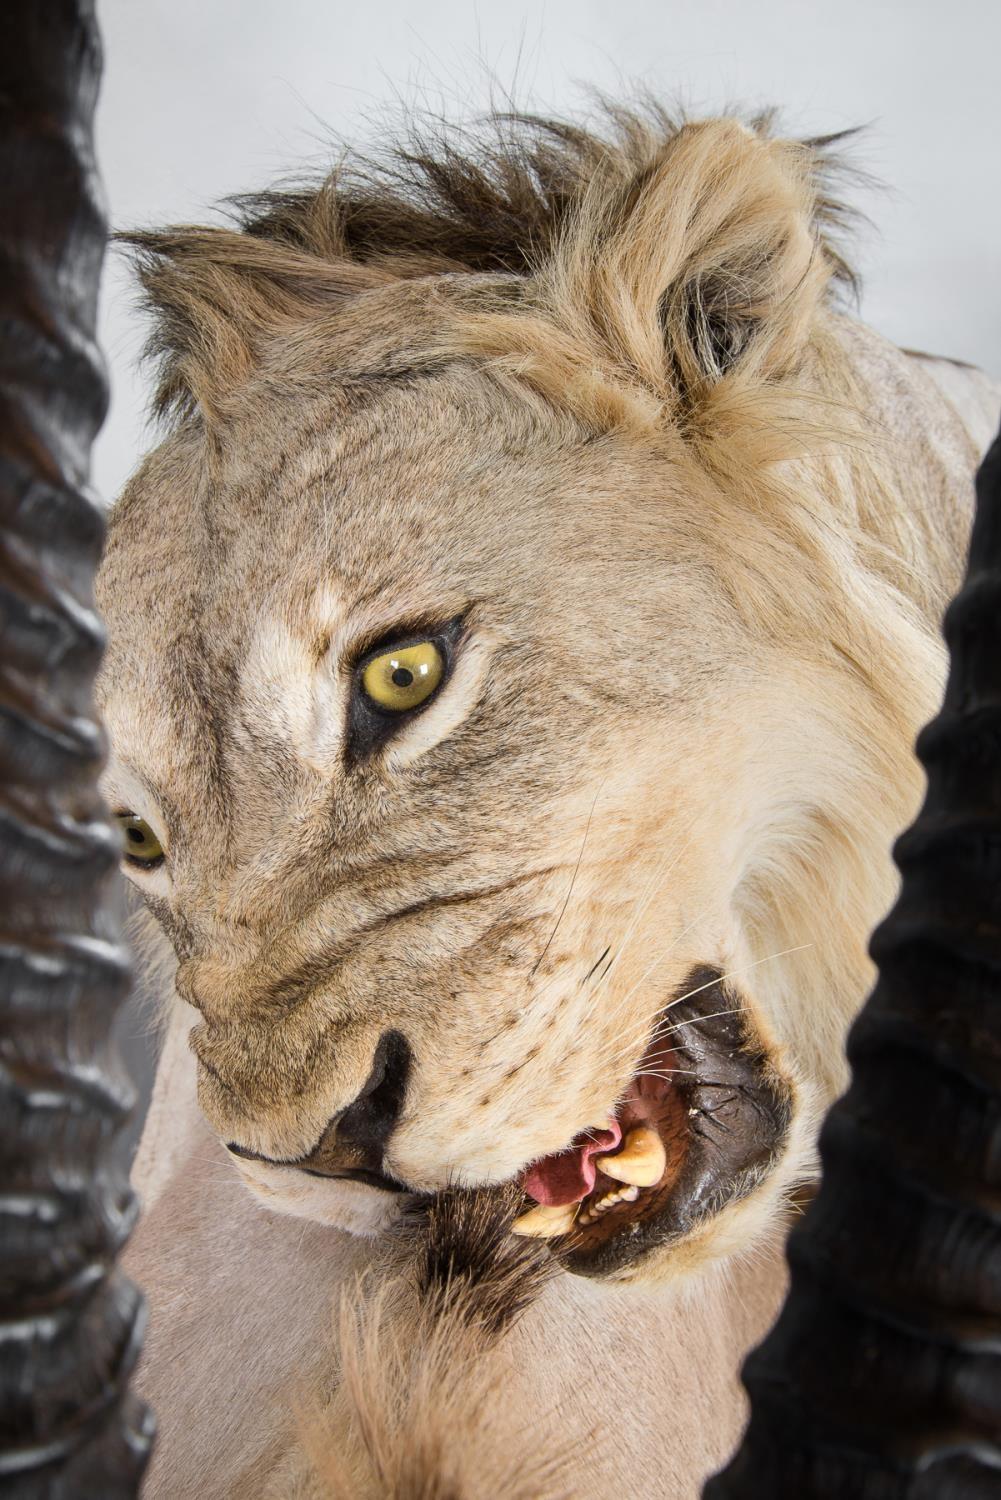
[577,1182,640,1225]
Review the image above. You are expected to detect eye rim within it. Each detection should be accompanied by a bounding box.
[114,810,166,871]
[347,615,464,762]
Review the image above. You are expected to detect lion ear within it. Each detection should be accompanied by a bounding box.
[555,119,832,411]
[119,227,387,428]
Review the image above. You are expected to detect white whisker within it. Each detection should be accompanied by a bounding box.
[589,942,815,1077]
[529,783,604,979]
[660,1006,747,1036]
[649,944,813,1032]
[585,829,697,998]
[633,1066,701,1079]
[580,905,723,1067]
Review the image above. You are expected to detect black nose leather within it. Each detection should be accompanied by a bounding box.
[296,1029,411,1185]
[331,1030,411,1161]
[226,1030,412,1188]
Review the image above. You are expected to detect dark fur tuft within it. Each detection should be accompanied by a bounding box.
[395,1183,558,1338]
[117,100,863,425]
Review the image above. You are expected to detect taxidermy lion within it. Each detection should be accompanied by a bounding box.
[96,102,1000,1497]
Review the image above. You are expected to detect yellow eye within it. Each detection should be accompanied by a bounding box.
[116,813,164,868]
[361,640,444,712]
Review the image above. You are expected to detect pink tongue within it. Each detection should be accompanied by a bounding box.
[521,1118,623,1207]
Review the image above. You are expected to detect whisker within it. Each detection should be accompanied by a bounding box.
[529,783,604,979]
[649,943,814,1030]
[598,887,728,1027]
[588,942,815,1076]
[580,945,612,987]
[582,905,722,1061]
[632,1066,701,1080]
[660,1006,747,1036]
[595,922,703,1030]
[481,941,598,1051]
[585,829,697,1000]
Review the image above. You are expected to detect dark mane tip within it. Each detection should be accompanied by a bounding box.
[396,1185,557,1338]
[116,98,864,426]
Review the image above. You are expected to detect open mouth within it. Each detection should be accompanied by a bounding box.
[510,965,793,1276]
[222,966,791,1276]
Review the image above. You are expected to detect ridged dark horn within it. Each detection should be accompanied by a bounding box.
[706,426,1001,1497]
[0,1,154,1493]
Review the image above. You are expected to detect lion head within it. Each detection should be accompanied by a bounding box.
[97,107,944,1280]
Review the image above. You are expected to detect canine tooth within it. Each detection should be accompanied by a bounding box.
[511,1202,577,1238]
[595,1125,666,1188]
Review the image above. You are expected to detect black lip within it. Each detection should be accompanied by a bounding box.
[302,1165,409,1193]
[225,1141,408,1195]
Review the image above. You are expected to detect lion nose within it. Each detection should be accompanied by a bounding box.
[303,1029,412,1179]
[227,1030,412,1187]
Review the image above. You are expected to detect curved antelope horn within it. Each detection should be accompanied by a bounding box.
[706,427,1001,1496]
[0,1,153,1491]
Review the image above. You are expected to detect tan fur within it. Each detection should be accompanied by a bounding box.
[102,104,999,1496]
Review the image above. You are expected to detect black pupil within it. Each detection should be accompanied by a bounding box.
[392,666,414,688]
[127,826,145,845]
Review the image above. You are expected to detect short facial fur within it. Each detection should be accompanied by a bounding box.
[98,106,978,1279]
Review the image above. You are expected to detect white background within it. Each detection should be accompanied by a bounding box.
[93,0,1001,505]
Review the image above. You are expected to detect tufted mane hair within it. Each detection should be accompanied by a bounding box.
[120,101,860,430]
[233,103,859,284]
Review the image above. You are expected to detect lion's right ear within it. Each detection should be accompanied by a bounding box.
[120,227,388,428]
[548,119,834,416]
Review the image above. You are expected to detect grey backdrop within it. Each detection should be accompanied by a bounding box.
[93,0,1001,1133]
[94,0,1001,510]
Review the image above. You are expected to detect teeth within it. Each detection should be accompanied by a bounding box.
[577,1182,642,1226]
[517,1130,665,1238]
[594,1125,666,1188]
[511,1202,577,1239]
